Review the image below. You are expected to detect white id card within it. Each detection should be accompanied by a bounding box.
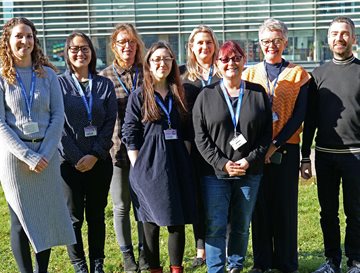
[229,133,247,150]
[272,112,279,122]
[23,121,39,135]
[164,129,178,140]
[84,125,97,137]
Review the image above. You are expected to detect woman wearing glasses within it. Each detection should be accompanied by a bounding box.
[0,17,75,273]
[180,24,221,269]
[58,32,117,273]
[99,23,148,273]
[242,18,310,273]
[193,40,272,273]
[122,41,196,273]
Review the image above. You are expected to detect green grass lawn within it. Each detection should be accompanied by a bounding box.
[0,177,347,273]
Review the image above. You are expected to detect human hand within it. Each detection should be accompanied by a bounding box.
[265,143,278,164]
[75,155,98,172]
[300,162,312,180]
[31,157,49,173]
[223,161,246,177]
[235,158,249,170]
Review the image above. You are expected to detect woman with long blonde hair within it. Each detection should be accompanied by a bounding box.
[180,24,221,268]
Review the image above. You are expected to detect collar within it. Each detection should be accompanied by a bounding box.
[113,61,139,75]
[332,55,355,65]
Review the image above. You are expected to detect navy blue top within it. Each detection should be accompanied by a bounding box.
[58,70,117,165]
[122,87,196,226]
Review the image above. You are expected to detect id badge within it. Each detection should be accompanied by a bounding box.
[23,121,39,135]
[229,133,247,150]
[272,112,279,122]
[164,129,178,140]
[84,125,97,137]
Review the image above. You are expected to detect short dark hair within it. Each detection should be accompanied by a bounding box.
[64,31,97,74]
[329,16,355,37]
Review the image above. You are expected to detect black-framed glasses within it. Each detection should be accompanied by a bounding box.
[150,57,174,64]
[260,38,284,47]
[218,56,243,64]
[69,46,90,54]
[116,39,136,47]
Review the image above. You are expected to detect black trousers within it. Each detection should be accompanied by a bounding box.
[315,151,360,267]
[251,144,300,273]
[61,157,113,263]
[143,222,185,268]
[9,205,51,273]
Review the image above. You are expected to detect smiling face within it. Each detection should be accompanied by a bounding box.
[9,23,34,64]
[191,31,215,65]
[328,22,356,60]
[68,35,92,71]
[114,30,137,66]
[149,48,173,83]
[217,51,245,82]
[259,29,287,64]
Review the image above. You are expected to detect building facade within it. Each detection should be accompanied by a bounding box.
[1,0,360,70]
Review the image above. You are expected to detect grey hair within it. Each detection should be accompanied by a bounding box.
[259,18,288,41]
[328,16,355,37]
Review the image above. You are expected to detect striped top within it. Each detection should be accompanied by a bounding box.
[243,62,310,144]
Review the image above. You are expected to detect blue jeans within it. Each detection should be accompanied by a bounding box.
[202,174,261,273]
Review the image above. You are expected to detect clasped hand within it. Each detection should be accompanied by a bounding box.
[223,158,249,177]
[75,155,98,172]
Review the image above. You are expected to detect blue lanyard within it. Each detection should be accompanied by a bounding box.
[72,73,93,123]
[264,60,283,105]
[112,63,138,96]
[16,69,36,120]
[155,94,173,128]
[201,65,213,87]
[220,80,244,134]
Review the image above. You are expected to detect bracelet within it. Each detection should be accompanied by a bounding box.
[301,158,311,163]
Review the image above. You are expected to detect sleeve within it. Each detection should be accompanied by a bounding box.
[245,90,273,164]
[57,75,85,165]
[301,76,318,159]
[89,79,117,159]
[273,82,309,147]
[38,69,65,161]
[193,92,229,171]
[121,90,144,151]
[0,80,42,168]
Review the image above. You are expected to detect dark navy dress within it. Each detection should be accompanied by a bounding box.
[122,87,196,226]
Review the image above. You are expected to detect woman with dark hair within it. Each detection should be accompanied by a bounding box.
[58,32,117,273]
[193,40,272,273]
[0,17,75,273]
[99,23,148,273]
[122,41,196,273]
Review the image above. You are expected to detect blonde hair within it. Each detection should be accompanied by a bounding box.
[110,23,145,67]
[185,25,220,82]
[0,17,56,85]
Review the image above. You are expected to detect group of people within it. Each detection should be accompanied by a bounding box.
[0,13,359,273]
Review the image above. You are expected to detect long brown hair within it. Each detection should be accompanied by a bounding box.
[0,17,56,85]
[142,41,187,123]
[110,23,145,67]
